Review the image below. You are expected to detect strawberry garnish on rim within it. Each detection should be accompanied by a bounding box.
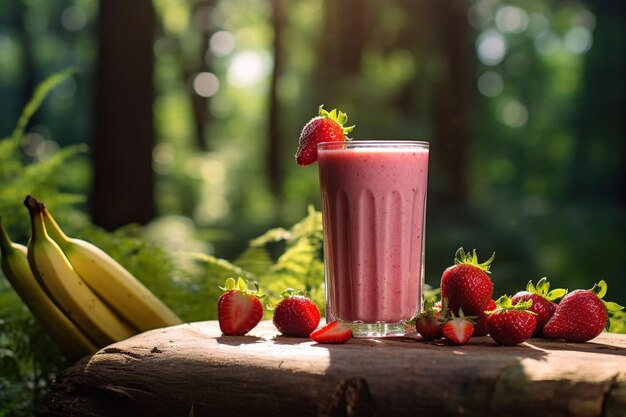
[295,105,355,166]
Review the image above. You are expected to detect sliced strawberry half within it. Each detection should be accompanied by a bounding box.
[217,277,265,336]
[442,308,475,345]
[310,321,352,344]
[295,105,354,166]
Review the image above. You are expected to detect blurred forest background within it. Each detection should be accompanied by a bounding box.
[0,0,624,414]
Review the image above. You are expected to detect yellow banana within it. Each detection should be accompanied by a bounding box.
[42,207,182,331]
[24,197,136,346]
[0,217,97,359]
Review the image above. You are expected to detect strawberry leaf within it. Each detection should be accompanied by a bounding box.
[546,288,568,301]
[604,301,625,313]
[453,247,495,273]
[527,277,567,301]
[493,295,536,314]
[591,280,608,299]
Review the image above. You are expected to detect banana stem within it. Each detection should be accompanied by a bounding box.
[24,195,47,241]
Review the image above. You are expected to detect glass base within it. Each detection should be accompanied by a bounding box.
[344,321,411,338]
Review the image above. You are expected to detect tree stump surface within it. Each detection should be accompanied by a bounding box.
[38,321,626,417]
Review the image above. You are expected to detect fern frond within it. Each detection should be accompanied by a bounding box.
[10,67,78,144]
[234,246,274,277]
[182,252,256,282]
[249,227,290,247]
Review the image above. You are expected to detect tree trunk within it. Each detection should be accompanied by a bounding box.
[431,1,473,203]
[267,0,285,199]
[92,0,156,230]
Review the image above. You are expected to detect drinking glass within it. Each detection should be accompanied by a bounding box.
[318,140,429,337]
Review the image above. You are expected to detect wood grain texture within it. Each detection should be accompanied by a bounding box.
[38,321,626,417]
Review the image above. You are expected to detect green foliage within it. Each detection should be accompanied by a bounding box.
[0,68,86,238]
[178,206,325,320]
[608,311,626,334]
[0,69,182,417]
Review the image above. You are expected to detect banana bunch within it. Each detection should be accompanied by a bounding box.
[0,196,182,359]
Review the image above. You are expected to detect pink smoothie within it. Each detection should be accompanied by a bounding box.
[318,142,429,324]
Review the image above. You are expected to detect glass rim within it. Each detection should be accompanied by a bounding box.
[317,140,429,150]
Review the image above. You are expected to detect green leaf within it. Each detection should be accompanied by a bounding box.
[546,288,568,301]
[604,301,625,313]
[591,280,608,299]
[453,247,495,273]
[495,295,512,309]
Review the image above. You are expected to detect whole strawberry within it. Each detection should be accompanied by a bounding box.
[415,300,444,341]
[511,277,567,337]
[473,298,496,337]
[217,277,265,336]
[440,248,495,317]
[442,308,475,345]
[295,105,354,166]
[486,295,537,346]
[271,289,321,337]
[543,280,624,343]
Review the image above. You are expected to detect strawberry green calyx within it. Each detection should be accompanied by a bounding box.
[266,288,305,311]
[590,280,625,330]
[318,105,355,138]
[453,247,495,273]
[220,277,265,299]
[492,295,536,314]
[527,277,568,302]
[445,306,476,323]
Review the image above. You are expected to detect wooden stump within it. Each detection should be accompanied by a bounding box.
[38,321,626,417]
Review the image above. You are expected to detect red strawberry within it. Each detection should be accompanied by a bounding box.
[272,290,321,337]
[473,299,497,337]
[543,280,624,343]
[440,248,495,316]
[486,295,537,346]
[511,277,567,337]
[217,277,264,336]
[310,321,352,344]
[442,309,474,345]
[295,105,354,166]
[415,299,444,341]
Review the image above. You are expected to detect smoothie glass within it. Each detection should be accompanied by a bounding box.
[317,140,429,337]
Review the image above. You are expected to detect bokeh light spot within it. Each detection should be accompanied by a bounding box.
[227,50,271,87]
[477,71,504,97]
[526,13,550,38]
[495,6,528,34]
[61,6,87,32]
[498,100,528,128]
[476,30,507,66]
[209,31,235,57]
[564,27,592,54]
[193,72,220,97]
[534,31,561,56]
